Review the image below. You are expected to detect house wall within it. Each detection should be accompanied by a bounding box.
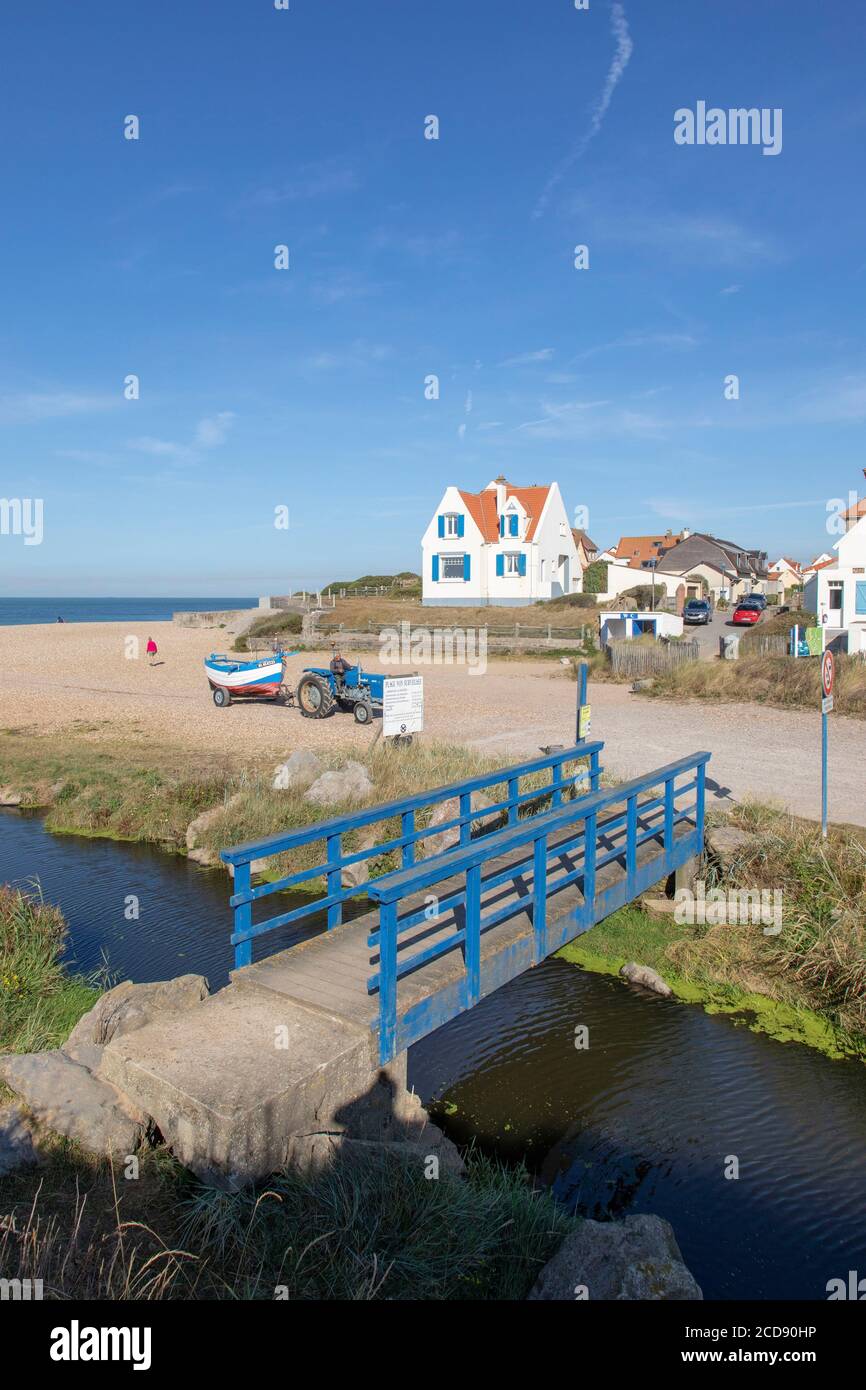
[595,564,682,603]
[808,518,866,634]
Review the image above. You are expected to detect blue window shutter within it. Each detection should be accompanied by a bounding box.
[499,515,505,537]
[457,514,464,538]
[856,582,866,614]
[463,553,471,581]
[432,555,439,581]
[519,554,527,577]
[437,515,445,539]
[496,554,504,577]
[509,514,518,537]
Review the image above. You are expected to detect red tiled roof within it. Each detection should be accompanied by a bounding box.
[458,483,551,542]
[614,532,684,567]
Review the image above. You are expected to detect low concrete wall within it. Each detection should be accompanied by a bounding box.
[172,608,254,629]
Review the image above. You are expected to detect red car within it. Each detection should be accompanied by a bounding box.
[732,600,762,625]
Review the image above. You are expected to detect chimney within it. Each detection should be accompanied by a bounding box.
[494,474,507,512]
[682,527,691,539]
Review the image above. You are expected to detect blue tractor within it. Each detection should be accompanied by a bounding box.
[296,649,386,725]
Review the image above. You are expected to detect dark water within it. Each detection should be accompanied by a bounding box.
[3,809,866,1301]
[409,961,866,1300]
[0,597,256,626]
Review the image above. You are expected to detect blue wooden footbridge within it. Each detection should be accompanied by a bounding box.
[222,741,709,1065]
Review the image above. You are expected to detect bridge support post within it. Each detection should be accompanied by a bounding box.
[674,855,699,893]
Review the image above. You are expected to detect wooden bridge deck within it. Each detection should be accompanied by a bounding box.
[232,794,696,1052]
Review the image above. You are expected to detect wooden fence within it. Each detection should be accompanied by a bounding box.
[739,633,789,657]
[316,620,596,641]
[609,639,701,677]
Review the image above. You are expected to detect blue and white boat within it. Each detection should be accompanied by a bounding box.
[204,649,300,707]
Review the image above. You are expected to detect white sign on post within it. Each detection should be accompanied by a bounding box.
[383,675,424,737]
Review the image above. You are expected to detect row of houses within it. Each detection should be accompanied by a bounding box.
[420,474,866,651]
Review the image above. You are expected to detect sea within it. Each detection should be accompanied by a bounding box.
[0,598,257,627]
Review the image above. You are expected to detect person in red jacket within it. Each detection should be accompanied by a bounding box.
[146,636,158,665]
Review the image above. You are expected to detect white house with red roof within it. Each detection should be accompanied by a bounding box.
[421,476,580,605]
[767,556,803,595]
[803,513,866,651]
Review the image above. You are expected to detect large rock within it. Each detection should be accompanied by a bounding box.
[619,961,673,998]
[528,1214,702,1301]
[272,749,323,791]
[0,1052,146,1157]
[64,975,210,1053]
[187,846,221,867]
[286,1130,465,1179]
[341,829,379,890]
[422,792,503,857]
[0,1104,39,1176]
[304,761,374,807]
[706,825,757,870]
[185,794,244,851]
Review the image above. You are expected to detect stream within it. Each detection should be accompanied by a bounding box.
[2,808,865,1300]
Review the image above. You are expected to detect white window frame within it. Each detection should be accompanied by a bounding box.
[503,551,522,577]
[440,552,466,581]
[443,512,460,538]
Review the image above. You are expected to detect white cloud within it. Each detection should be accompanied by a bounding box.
[129,411,236,463]
[244,164,360,206]
[499,348,555,367]
[0,391,117,423]
[195,412,236,447]
[534,2,633,218]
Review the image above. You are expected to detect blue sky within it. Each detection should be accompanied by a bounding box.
[1,0,864,595]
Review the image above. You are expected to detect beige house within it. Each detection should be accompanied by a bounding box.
[767,556,803,596]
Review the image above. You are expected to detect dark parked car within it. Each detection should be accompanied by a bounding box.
[743,592,768,610]
[683,598,713,625]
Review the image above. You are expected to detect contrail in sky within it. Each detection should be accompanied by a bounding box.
[533,2,634,219]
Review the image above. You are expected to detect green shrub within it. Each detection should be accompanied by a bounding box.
[582,560,609,594]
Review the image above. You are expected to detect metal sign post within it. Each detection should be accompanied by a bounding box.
[575,661,590,744]
[821,650,834,838]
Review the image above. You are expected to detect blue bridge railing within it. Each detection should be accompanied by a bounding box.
[365,751,710,1063]
[221,741,604,969]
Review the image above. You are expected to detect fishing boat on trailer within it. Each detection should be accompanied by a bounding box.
[204,649,299,707]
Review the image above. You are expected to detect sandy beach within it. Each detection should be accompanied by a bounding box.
[0,620,564,759]
[1,620,865,826]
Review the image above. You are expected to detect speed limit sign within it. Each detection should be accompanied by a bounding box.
[822,651,835,699]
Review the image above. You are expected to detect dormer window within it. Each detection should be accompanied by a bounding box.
[437,512,464,539]
[500,512,521,538]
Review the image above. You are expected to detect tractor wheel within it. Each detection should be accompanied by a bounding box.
[353,700,373,725]
[297,674,335,718]
[212,687,231,708]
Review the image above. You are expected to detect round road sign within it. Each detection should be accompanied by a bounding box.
[822,650,835,698]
